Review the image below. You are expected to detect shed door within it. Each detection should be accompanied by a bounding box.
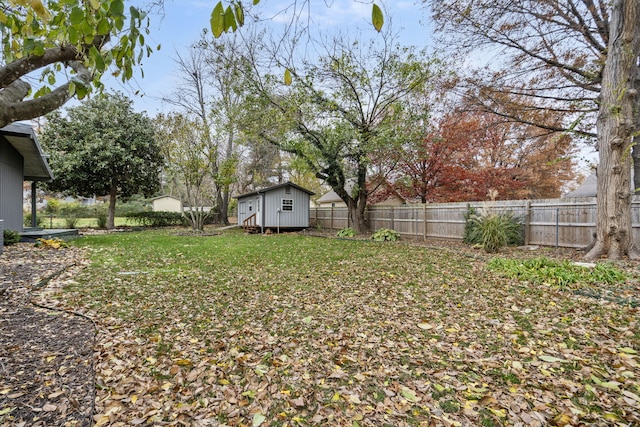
[255,196,261,226]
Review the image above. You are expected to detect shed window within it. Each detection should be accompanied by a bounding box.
[282,199,294,211]
[239,202,246,215]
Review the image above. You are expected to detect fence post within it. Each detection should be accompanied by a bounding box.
[524,200,532,246]
[330,207,334,230]
[423,204,427,241]
[390,207,394,229]
[556,208,560,249]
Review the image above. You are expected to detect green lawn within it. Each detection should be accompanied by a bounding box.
[60,229,640,426]
[36,216,131,229]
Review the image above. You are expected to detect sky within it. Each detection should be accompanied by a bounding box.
[105,0,433,115]
[100,0,596,170]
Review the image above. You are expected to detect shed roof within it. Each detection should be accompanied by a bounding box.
[0,122,53,181]
[234,182,315,199]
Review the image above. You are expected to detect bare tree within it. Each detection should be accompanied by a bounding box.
[426,0,640,259]
[586,0,640,260]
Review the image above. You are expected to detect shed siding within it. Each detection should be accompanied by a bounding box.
[263,187,310,228]
[237,186,310,228]
[0,142,24,231]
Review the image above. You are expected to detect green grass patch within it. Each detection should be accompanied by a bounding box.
[487,256,628,288]
[36,216,131,229]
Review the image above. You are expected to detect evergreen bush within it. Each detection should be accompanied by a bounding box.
[3,229,21,245]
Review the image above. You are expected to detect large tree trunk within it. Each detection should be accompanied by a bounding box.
[107,185,117,230]
[586,0,640,261]
[220,188,230,226]
[348,196,369,233]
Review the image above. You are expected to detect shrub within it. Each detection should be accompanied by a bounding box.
[64,215,79,229]
[35,238,69,249]
[371,228,400,242]
[3,229,21,245]
[44,198,61,214]
[462,205,478,245]
[126,211,188,227]
[96,212,108,229]
[487,257,628,288]
[116,195,151,216]
[465,210,523,253]
[337,227,356,238]
[23,212,44,227]
[59,201,82,216]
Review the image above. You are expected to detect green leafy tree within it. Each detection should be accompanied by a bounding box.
[245,29,438,232]
[0,1,383,128]
[40,93,163,229]
[0,0,155,127]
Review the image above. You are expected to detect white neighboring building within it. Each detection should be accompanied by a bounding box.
[151,195,183,213]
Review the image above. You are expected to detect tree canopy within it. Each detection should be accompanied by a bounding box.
[41,92,163,229]
[243,28,439,232]
[0,0,156,128]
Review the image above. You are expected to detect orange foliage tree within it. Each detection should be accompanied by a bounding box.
[393,110,576,202]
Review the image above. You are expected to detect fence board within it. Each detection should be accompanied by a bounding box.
[310,197,640,248]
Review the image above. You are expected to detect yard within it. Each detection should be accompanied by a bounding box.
[35,216,132,229]
[42,230,640,425]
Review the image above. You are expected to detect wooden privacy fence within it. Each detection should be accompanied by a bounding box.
[310,197,640,248]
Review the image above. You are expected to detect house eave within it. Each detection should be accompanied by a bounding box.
[1,122,54,181]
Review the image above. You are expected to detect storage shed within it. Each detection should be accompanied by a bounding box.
[235,182,314,233]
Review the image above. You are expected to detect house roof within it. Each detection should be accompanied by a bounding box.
[564,171,597,198]
[317,180,354,204]
[0,122,53,181]
[150,195,182,201]
[234,182,315,199]
[316,189,343,204]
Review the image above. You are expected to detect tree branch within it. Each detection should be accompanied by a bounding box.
[0,61,91,128]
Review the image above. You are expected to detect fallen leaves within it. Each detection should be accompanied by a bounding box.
[52,231,640,426]
[0,244,94,426]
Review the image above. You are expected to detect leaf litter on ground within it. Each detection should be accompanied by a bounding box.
[47,230,640,426]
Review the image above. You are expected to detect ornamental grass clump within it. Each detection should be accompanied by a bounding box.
[464,208,523,253]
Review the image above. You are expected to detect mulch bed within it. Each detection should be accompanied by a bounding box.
[0,244,94,427]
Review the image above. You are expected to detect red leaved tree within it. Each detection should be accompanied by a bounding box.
[394,110,575,202]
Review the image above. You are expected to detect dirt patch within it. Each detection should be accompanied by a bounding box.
[0,244,94,427]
